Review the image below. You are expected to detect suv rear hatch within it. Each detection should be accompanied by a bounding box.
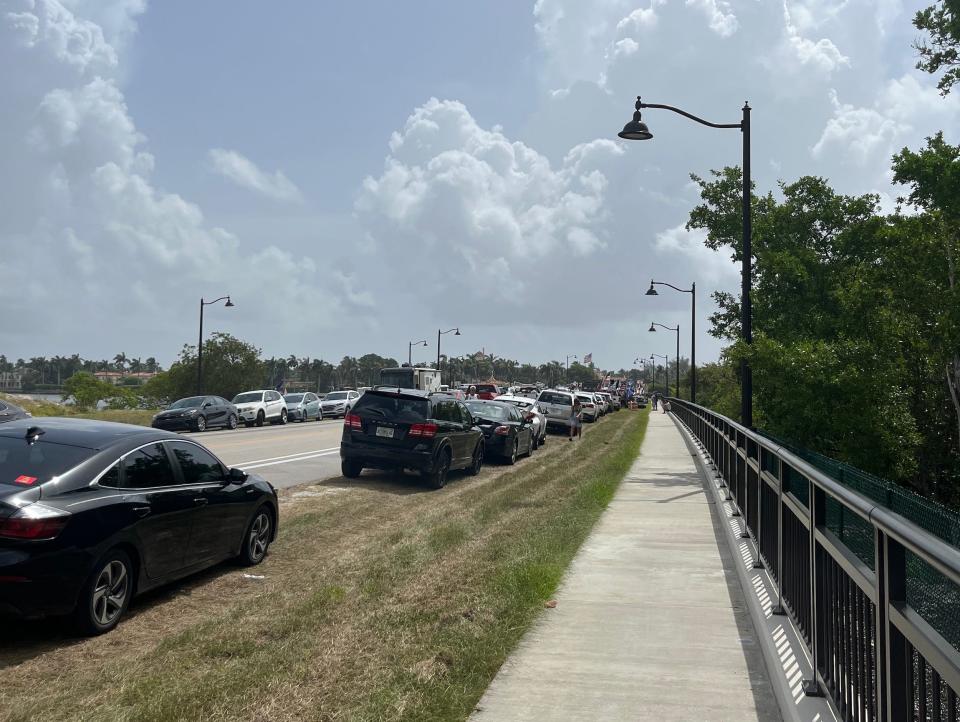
[344,391,433,449]
[538,391,573,420]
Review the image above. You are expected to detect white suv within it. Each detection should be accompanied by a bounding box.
[320,390,360,419]
[231,389,288,427]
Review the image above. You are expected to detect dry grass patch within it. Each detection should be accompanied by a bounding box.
[0,408,649,722]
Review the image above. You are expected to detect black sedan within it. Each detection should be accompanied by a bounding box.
[152,395,238,432]
[0,418,278,634]
[463,400,534,465]
[0,399,31,424]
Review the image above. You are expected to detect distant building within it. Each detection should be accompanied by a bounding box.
[0,372,23,390]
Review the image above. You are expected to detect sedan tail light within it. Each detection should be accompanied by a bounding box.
[408,423,438,439]
[0,504,70,541]
[494,425,510,436]
[344,413,362,430]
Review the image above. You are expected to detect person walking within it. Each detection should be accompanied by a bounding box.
[569,395,582,441]
[466,385,478,400]
[651,391,660,410]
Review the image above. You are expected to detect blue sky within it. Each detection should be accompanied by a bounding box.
[2,0,958,371]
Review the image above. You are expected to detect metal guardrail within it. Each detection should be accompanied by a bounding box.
[669,399,960,722]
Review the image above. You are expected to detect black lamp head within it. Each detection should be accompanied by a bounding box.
[224,296,235,307]
[645,281,658,296]
[618,97,653,141]
[454,328,461,336]
[648,323,656,332]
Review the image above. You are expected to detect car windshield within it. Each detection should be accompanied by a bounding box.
[232,392,263,404]
[284,394,304,403]
[474,384,496,393]
[168,396,206,409]
[326,392,349,401]
[464,401,510,420]
[538,392,572,406]
[352,393,428,422]
[0,438,96,487]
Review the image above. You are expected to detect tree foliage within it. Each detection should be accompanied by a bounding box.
[914,1,960,95]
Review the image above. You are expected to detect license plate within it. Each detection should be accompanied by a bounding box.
[376,426,394,438]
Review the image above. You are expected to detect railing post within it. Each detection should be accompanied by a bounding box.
[752,449,763,569]
[803,481,825,696]
[876,528,909,721]
[771,455,786,615]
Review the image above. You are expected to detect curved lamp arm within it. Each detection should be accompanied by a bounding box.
[639,99,742,130]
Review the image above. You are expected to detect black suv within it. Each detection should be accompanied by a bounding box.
[340,389,484,488]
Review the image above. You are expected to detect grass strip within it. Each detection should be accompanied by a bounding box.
[0,408,649,722]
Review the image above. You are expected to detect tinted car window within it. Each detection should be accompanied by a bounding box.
[464,401,510,420]
[352,393,428,422]
[0,439,95,486]
[99,463,121,488]
[123,443,177,489]
[474,384,496,393]
[538,392,572,406]
[168,442,224,484]
[431,401,458,422]
[458,404,473,425]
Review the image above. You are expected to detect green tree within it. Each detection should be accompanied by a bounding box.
[63,372,115,410]
[914,1,960,95]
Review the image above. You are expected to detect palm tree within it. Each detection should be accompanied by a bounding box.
[129,357,143,373]
[113,352,128,371]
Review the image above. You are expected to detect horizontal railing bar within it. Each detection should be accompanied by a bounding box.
[760,469,779,493]
[870,506,960,589]
[890,603,960,695]
[814,526,877,603]
[782,492,810,530]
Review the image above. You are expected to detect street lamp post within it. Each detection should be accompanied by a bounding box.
[650,353,669,395]
[649,322,680,397]
[408,339,428,366]
[646,280,696,402]
[619,96,752,426]
[197,295,234,394]
[437,328,460,374]
[565,355,577,382]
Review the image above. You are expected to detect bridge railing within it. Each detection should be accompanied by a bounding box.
[669,399,960,722]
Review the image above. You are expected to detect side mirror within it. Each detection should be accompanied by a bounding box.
[226,467,248,484]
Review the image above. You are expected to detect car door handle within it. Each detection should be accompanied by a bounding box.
[193,497,209,506]
[132,505,151,518]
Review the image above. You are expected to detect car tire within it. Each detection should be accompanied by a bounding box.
[194,415,206,432]
[466,442,484,476]
[255,410,265,428]
[73,549,134,636]
[428,449,451,489]
[316,409,323,421]
[237,507,273,566]
[279,409,287,425]
[227,414,238,430]
[507,438,518,465]
[531,433,539,451]
[342,459,363,478]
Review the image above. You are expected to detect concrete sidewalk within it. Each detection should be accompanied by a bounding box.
[472,411,781,721]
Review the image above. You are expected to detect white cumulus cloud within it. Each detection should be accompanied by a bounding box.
[356,98,622,320]
[208,148,303,202]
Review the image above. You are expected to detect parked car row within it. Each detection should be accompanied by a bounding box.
[0,417,278,635]
[151,389,361,433]
[338,383,630,489]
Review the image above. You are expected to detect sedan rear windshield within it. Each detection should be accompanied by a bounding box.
[0,438,95,487]
[474,384,497,393]
[464,401,510,420]
[538,392,572,406]
[352,393,428,422]
[284,394,304,403]
[233,392,263,404]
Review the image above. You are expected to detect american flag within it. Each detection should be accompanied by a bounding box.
[583,353,593,364]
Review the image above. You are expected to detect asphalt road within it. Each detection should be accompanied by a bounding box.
[182,418,344,489]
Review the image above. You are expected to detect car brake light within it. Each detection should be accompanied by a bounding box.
[0,505,70,541]
[344,413,362,430]
[494,425,510,436]
[408,423,438,439]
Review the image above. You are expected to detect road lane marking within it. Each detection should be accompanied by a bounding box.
[241,450,340,470]
[233,447,340,467]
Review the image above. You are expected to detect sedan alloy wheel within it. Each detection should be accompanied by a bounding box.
[240,509,272,565]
